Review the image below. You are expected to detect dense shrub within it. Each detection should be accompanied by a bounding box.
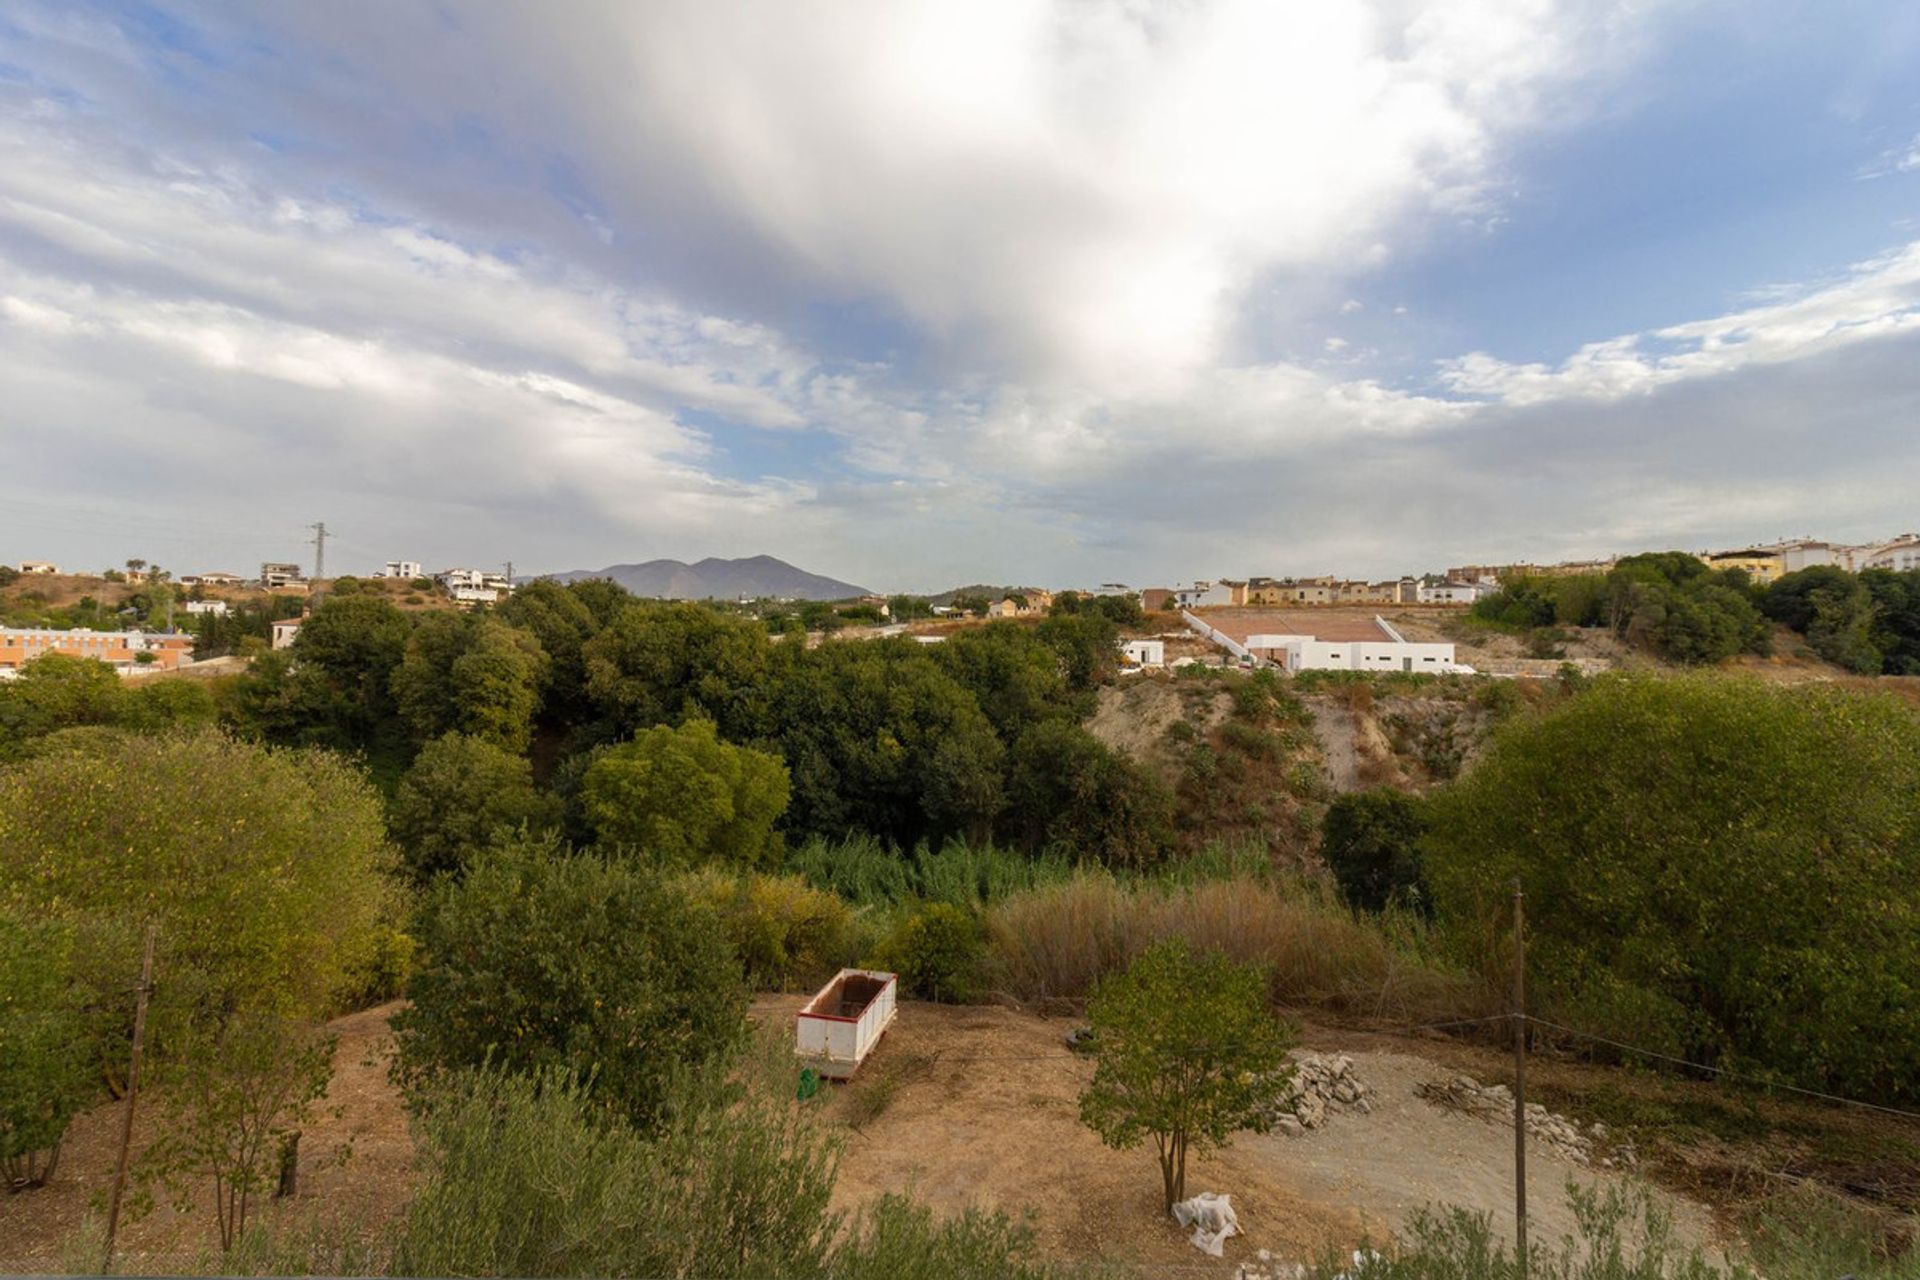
[391,1051,839,1280]
[878,902,984,1002]
[1424,675,1920,1102]
[687,870,859,991]
[1004,721,1173,868]
[1320,788,1430,914]
[581,718,789,868]
[393,834,746,1127]
[388,732,559,884]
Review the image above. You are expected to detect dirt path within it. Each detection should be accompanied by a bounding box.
[1237,1049,1716,1255]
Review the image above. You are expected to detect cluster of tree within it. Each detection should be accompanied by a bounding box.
[0,653,217,754]
[0,731,394,1242]
[203,582,1170,876]
[1760,565,1920,675]
[1403,675,1920,1103]
[1472,552,1770,664]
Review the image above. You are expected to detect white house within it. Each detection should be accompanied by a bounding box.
[18,561,59,575]
[1171,580,1236,609]
[1418,581,1494,606]
[1120,639,1165,667]
[377,560,423,579]
[1861,535,1920,573]
[270,619,302,650]
[183,600,229,616]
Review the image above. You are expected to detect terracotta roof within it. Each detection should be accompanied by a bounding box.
[1206,610,1390,644]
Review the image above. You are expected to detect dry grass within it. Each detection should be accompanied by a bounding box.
[983,872,1482,1026]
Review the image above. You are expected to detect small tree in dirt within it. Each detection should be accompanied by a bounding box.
[146,1012,335,1252]
[1078,939,1294,1213]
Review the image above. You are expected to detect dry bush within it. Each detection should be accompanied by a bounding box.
[984,872,1480,1025]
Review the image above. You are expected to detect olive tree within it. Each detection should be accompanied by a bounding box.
[1079,939,1294,1211]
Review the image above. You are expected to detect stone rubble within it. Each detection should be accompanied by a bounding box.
[1255,1051,1374,1137]
[1415,1073,1637,1169]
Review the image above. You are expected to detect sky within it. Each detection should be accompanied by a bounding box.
[0,2,1916,592]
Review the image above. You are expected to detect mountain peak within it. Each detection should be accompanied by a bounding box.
[539,554,869,601]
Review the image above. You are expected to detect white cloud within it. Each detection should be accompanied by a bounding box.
[395,0,1655,389]
[1437,241,1920,405]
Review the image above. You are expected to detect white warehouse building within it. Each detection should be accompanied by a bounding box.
[1186,611,1470,675]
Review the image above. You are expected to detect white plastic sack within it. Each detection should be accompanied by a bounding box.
[1171,1191,1240,1257]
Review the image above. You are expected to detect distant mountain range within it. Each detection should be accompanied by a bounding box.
[538,555,870,601]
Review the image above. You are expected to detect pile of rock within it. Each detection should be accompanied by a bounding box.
[1257,1051,1373,1138]
[1415,1074,1637,1169]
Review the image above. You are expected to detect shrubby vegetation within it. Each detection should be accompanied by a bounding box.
[1425,675,1920,1101]
[581,717,789,868]
[393,833,746,1129]
[1472,552,1770,664]
[1762,565,1920,674]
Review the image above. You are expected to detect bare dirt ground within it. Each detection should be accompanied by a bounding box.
[761,996,1716,1274]
[1,998,1721,1275]
[1085,677,1232,779]
[0,1002,412,1274]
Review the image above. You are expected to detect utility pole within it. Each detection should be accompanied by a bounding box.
[308,521,328,584]
[504,560,514,590]
[102,924,157,1275]
[1512,880,1529,1276]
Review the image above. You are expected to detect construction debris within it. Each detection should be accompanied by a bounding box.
[1256,1051,1374,1137]
[1416,1074,1638,1169]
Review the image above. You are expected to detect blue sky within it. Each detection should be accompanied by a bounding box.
[0,1,1916,591]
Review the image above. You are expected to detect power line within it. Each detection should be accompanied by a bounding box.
[1522,1016,1920,1124]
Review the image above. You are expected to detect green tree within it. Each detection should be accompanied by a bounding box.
[0,653,125,748]
[1036,611,1120,691]
[0,730,393,1035]
[291,594,413,715]
[1320,788,1430,914]
[1862,568,1920,674]
[389,733,560,884]
[1079,939,1294,1210]
[0,910,99,1189]
[145,1013,335,1253]
[215,649,358,747]
[581,719,790,869]
[391,614,548,751]
[1424,675,1920,1102]
[768,640,1004,847]
[1004,721,1173,868]
[496,578,602,715]
[583,602,772,739]
[934,623,1074,743]
[393,834,747,1129]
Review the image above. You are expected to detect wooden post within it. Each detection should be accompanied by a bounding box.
[101,924,156,1275]
[1512,881,1529,1276]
